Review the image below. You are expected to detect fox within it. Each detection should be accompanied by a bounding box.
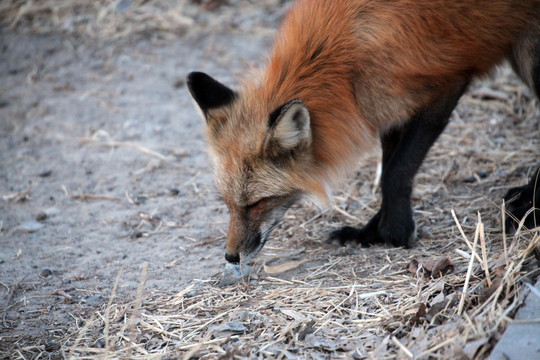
[187,0,540,264]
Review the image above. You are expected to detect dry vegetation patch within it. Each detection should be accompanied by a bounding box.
[0,0,193,38]
[61,225,539,359]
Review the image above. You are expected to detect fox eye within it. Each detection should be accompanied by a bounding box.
[246,197,267,211]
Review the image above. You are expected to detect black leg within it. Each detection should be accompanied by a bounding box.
[504,167,540,232]
[381,126,405,171]
[330,82,468,247]
[328,126,404,246]
[505,34,540,232]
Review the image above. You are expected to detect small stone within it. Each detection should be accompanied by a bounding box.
[36,211,47,221]
[477,170,489,178]
[220,263,253,286]
[134,196,147,204]
[40,269,53,278]
[38,169,52,177]
[15,220,44,233]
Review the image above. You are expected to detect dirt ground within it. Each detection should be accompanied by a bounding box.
[1,1,539,359]
[0,1,286,354]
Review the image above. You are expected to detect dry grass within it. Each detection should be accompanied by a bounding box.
[59,68,539,359]
[0,0,284,40]
[0,0,194,39]
[61,229,539,359]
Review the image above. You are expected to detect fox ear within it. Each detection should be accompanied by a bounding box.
[265,100,311,154]
[186,72,236,114]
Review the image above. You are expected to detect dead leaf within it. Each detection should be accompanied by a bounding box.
[427,294,458,324]
[411,303,427,324]
[407,257,454,278]
[297,319,315,340]
[280,309,308,322]
[480,277,502,303]
[2,183,32,202]
[407,259,429,278]
[431,257,454,277]
[407,259,419,274]
[264,259,309,274]
[430,292,445,307]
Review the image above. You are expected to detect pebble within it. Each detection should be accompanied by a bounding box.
[219,263,253,286]
[38,169,52,177]
[36,211,47,221]
[40,269,53,278]
[15,220,44,233]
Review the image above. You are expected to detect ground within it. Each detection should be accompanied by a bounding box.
[0,1,281,353]
[0,1,539,359]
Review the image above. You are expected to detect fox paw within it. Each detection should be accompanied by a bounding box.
[504,169,540,232]
[328,211,415,248]
[378,221,416,249]
[328,210,383,247]
[328,225,382,247]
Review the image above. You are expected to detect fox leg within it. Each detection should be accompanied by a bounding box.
[328,127,404,246]
[504,168,540,232]
[330,82,468,247]
[504,26,540,232]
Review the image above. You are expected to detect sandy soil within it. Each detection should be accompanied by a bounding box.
[0,2,285,353]
[1,1,539,358]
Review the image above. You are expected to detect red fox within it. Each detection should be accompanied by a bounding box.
[187,0,540,264]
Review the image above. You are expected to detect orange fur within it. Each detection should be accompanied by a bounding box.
[211,0,538,201]
[197,0,539,260]
[248,0,537,191]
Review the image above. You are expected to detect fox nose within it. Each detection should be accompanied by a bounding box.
[225,252,240,264]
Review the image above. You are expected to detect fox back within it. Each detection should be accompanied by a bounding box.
[188,0,540,263]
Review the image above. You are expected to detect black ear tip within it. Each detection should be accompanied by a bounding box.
[186,71,207,80]
[186,71,236,112]
[186,71,207,91]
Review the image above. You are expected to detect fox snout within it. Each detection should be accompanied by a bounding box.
[225,233,261,264]
[224,195,302,264]
[224,208,266,264]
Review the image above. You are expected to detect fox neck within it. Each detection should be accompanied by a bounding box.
[242,58,377,201]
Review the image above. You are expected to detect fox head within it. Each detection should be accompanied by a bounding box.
[187,72,327,264]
